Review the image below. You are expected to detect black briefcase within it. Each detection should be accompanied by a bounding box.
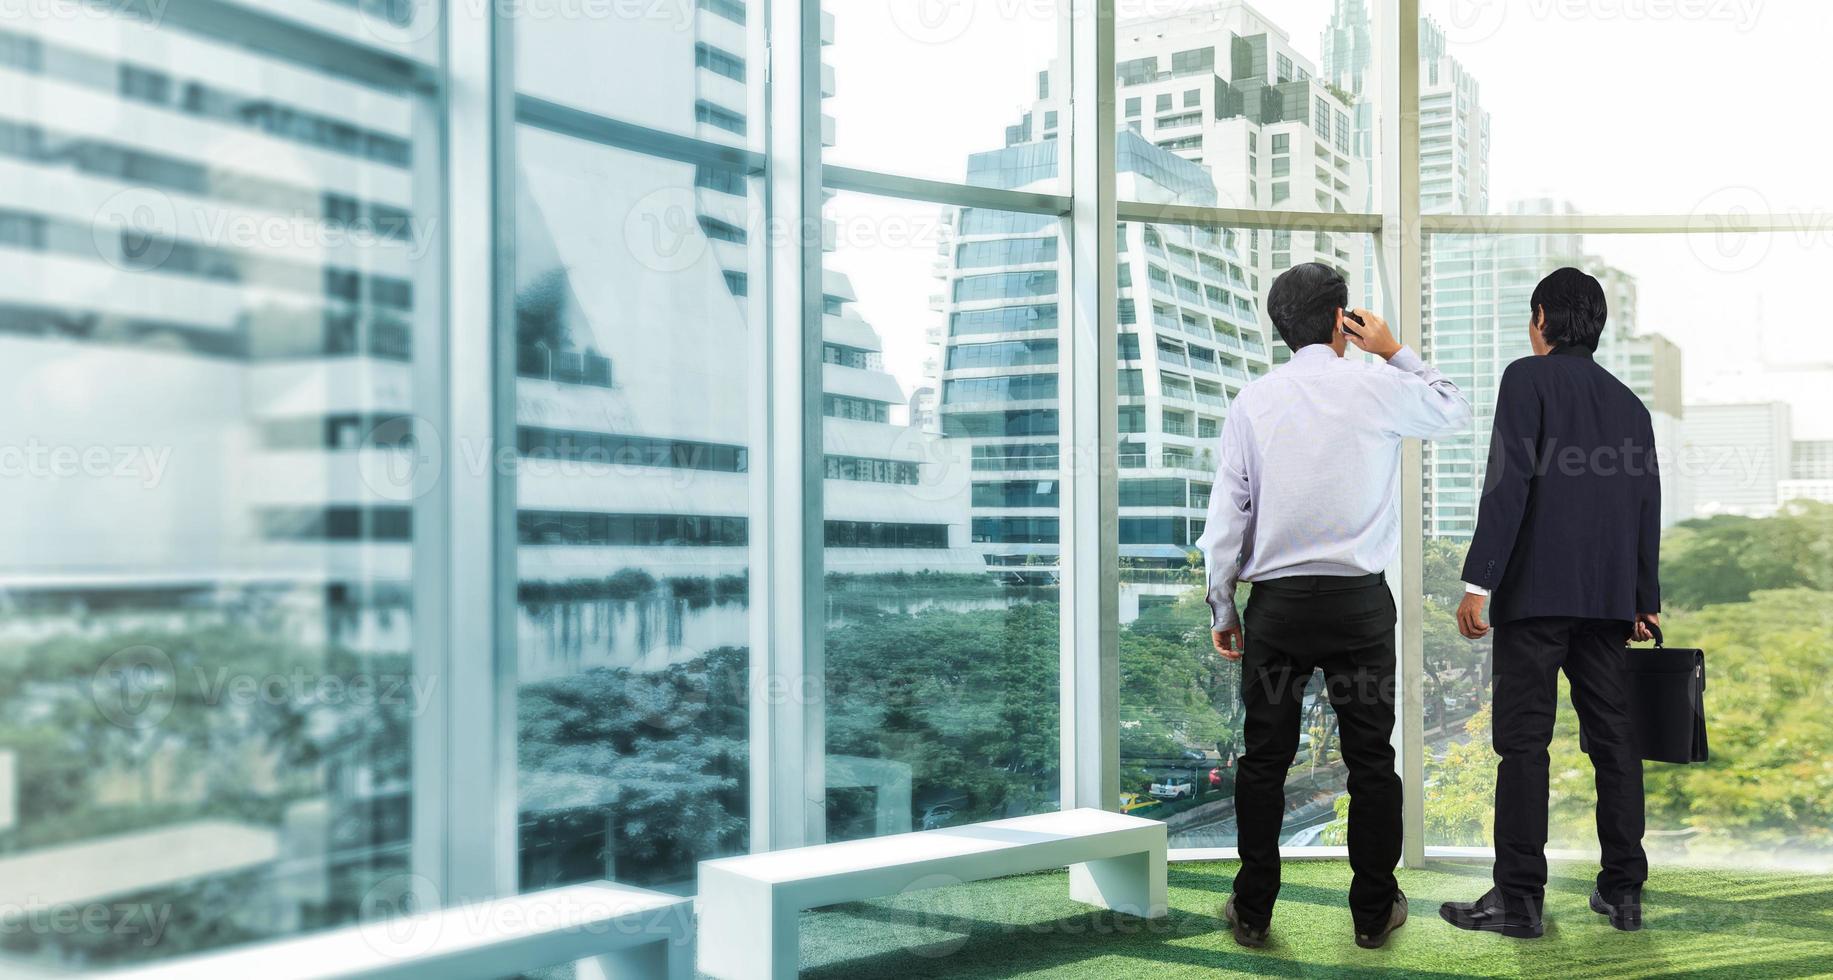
[1581,623,1708,764]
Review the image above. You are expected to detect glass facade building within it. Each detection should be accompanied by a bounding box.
[1,0,1829,974]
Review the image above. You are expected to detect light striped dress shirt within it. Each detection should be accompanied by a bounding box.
[1196,343,1472,630]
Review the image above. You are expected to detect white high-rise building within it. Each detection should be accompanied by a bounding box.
[1415,17,1490,215]
[0,14,429,650]
[933,133,1273,598]
[513,2,984,678]
[931,2,1361,598]
[1325,7,1491,211]
[1685,402,1794,517]
[1105,0,1367,328]
[0,3,978,675]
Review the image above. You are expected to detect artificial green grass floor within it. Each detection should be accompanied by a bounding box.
[796,860,1833,979]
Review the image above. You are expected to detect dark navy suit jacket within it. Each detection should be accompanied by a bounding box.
[1461,345,1662,626]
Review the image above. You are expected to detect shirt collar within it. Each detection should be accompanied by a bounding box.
[1288,344,1341,369]
[1550,345,1595,360]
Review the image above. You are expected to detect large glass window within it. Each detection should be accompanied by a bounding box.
[1421,232,1833,864]
[511,0,763,893]
[0,9,437,968]
[822,191,1062,841]
[822,1,1061,189]
[1114,221,1380,848]
[14,2,1833,974]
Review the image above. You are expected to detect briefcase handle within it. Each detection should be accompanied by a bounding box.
[1644,621,1664,647]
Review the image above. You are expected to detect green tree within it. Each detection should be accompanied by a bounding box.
[517,646,748,886]
[1424,706,1499,845]
[824,600,1061,828]
[1638,589,1833,852]
[1661,501,1833,607]
[1119,587,1241,789]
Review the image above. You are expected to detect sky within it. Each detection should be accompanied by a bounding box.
[822,0,1833,437]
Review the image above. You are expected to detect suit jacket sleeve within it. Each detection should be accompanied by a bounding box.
[1461,362,1540,591]
[1637,418,1662,613]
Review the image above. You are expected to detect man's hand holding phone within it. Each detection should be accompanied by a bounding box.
[1341,308,1402,360]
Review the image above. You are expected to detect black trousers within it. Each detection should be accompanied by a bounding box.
[1233,573,1399,935]
[1492,617,1648,901]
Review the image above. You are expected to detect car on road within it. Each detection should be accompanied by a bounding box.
[921,803,958,830]
[1119,792,1158,814]
[1149,774,1195,800]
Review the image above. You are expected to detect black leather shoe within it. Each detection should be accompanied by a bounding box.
[1223,895,1268,948]
[1438,888,1545,939]
[1356,890,1408,949]
[1590,888,1643,931]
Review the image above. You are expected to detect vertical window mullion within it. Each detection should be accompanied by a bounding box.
[433,0,518,901]
[1373,0,1427,869]
[753,0,826,852]
[1060,0,1119,813]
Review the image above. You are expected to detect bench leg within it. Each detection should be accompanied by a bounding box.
[1070,847,1168,919]
[699,907,794,980]
[697,871,796,980]
[575,901,695,980]
[578,936,694,980]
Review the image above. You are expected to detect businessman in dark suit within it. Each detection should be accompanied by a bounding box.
[1440,267,1661,938]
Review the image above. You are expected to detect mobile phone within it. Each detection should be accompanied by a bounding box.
[1341,308,1365,337]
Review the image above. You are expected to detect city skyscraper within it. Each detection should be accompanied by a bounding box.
[933,1,1362,602]
[1103,0,1369,352]
[1415,16,1490,215]
[1322,9,1693,536]
[0,0,980,667]
[1325,11,1492,232]
[934,132,1272,608]
[1422,199,1688,534]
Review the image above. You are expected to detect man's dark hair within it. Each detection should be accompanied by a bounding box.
[1530,267,1608,351]
[1266,262,1348,351]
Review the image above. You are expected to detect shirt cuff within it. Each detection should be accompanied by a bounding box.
[1207,586,1239,631]
[1464,582,1490,597]
[1385,345,1424,372]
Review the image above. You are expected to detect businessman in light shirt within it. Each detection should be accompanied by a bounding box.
[1199,263,1471,950]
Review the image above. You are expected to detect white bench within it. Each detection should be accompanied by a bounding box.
[697,807,1167,980]
[104,880,694,980]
